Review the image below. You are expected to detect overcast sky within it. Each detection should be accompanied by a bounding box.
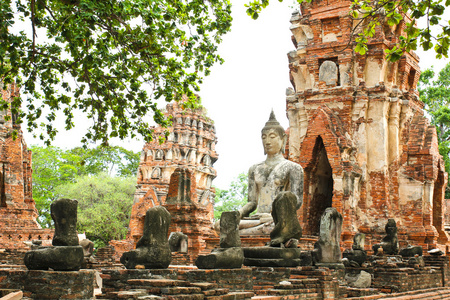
[23,0,450,190]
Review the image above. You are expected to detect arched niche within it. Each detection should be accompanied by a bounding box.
[305,136,334,235]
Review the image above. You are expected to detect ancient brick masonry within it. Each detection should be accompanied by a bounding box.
[111,98,218,263]
[0,82,52,250]
[285,1,449,252]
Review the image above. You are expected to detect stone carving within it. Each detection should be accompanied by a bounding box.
[151,167,161,179]
[155,150,163,160]
[195,211,244,269]
[169,232,188,253]
[372,219,399,255]
[312,207,344,268]
[242,191,303,268]
[343,233,367,266]
[428,248,444,256]
[238,111,304,236]
[399,244,423,257]
[52,198,79,246]
[270,191,302,246]
[80,239,94,257]
[24,199,84,271]
[120,206,172,269]
[352,233,365,250]
[319,61,338,86]
[80,238,95,267]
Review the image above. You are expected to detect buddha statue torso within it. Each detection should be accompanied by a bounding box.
[238,112,303,236]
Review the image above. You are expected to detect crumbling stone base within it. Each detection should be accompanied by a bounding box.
[99,268,254,299]
[372,266,443,293]
[251,266,340,299]
[179,268,253,291]
[0,269,95,299]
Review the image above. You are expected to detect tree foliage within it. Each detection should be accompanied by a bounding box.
[245,0,450,61]
[214,172,248,220]
[31,144,139,227]
[1,0,232,145]
[55,173,135,248]
[418,62,450,196]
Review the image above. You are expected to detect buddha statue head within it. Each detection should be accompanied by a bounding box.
[261,111,287,155]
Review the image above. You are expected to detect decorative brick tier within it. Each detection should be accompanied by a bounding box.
[0,229,53,250]
[0,269,95,299]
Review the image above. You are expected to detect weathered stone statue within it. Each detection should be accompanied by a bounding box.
[196,211,244,269]
[80,239,94,257]
[24,199,84,271]
[169,232,188,253]
[343,233,367,266]
[372,219,399,255]
[399,244,423,257]
[121,206,172,269]
[312,207,344,268]
[238,111,304,238]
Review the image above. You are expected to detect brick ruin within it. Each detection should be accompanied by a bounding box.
[111,98,218,263]
[4,3,450,299]
[286,0,449,252]
[0,83,52,250]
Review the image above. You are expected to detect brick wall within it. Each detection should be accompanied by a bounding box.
[0,269,95,299]
[286,0,449,252]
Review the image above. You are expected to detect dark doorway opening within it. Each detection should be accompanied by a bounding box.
[307,136,334,236]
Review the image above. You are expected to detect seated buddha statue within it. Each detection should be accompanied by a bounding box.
[238,111,304,241]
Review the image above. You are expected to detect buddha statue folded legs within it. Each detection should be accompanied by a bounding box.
[237,111,304,239]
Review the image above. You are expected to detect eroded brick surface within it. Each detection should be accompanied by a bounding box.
[286,0,449,252]
[111,97,218,263]
[0,83,52,252]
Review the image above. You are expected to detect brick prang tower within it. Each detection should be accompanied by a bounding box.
[286,1,449,252]
[0,82,52,249]
[112,97,218,264]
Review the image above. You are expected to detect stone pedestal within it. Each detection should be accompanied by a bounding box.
[0,269,95,299]
[196,211,244,269]
[121,206,172,269]
[24,246,84,271]
[24,199,84,271]
[243,247,304,267]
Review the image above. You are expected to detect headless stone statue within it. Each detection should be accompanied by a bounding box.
[343,233,367,266]
[168,232,188,253]
[196,211,244,269]
[373,219,399,255]
[312,207,344,268]
[121,206,172,269]
[24,199,84,271]
[238,111,303,238]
